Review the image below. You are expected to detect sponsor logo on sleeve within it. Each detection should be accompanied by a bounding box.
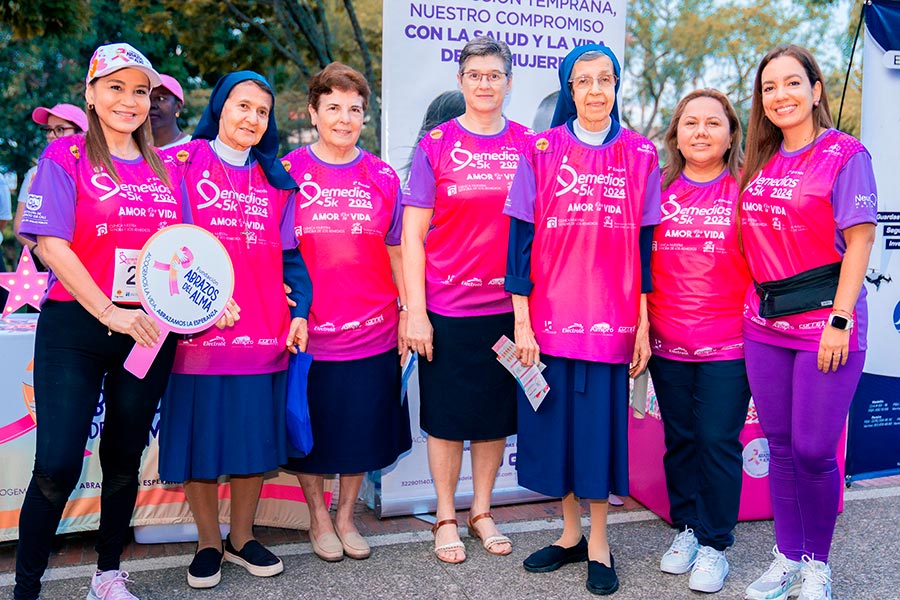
[26,194,43,211]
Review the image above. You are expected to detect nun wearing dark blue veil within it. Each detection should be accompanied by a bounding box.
[158,71,312,590]
[502,45,662,595]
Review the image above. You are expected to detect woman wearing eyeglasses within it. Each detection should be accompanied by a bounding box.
[504,44,660,595]
[14,103,89,267]
[402,36,534,564]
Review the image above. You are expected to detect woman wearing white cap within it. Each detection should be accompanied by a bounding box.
[150,73,191,149]
[13,103,89,267]
[15,43,187,600]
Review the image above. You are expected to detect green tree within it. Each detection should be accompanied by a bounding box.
[0,0,90,38]
[622,0,834,154]
[126,0,384,153]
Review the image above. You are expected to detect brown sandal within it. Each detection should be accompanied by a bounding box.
[432,519,466,564]
[467,512,512,556]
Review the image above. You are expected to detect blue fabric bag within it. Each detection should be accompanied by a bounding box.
[286,351,314,456]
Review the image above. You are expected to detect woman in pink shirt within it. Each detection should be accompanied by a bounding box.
[740,46,877,600]
[157,71,311,590]
[15,43,181,600]
[281,62,411,563]
[647,89,751,594]
[403,36,533,563]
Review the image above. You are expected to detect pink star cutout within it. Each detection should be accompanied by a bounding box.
[1,247,48,317]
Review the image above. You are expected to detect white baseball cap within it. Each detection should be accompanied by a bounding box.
[86,43,162,88]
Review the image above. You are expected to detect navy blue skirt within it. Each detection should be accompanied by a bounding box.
[516,355,629,500]
[284,349,411,474]
[418,311,517,440]
[158,371,288,481]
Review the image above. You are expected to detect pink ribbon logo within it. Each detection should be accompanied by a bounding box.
[152,247,194,296]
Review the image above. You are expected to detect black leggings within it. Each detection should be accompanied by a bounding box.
[14,301,176,600]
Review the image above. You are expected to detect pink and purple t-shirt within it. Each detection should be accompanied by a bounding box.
[504,125,662,364]
[164,140,297,375]
[648,171,750,361]
[740,129,878,351]
[19,135,183,304]
[402,118,534,317]
[282,146,402,361]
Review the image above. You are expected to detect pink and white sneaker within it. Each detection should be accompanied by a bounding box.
[86,570,139,600]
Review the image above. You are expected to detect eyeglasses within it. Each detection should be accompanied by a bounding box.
[40,125,77,138]
[460,71,508,85]
[569,74,618,91]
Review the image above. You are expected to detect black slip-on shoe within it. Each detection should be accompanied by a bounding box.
[523,535,588,573]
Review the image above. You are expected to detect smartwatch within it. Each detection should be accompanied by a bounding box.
[827,313,853,331]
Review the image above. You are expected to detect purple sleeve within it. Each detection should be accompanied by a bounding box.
[832,152,878,229]
[18,158,77,242]
[641,165,662,227]
[502,157,537,224]
[401,146,436,208]
[280,191,299,250]
[385,187,403,246]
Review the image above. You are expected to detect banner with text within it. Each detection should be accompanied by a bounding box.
[849,0,900,480]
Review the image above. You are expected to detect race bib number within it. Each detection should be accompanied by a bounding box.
[112,248,140,302]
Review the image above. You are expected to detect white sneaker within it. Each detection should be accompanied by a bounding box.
[689,546,729,593]
[797,556,832,600]
[86,570,139,600]
[745,546,802,600]
[660,527,700,574]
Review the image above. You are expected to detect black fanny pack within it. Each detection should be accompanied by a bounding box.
[754,261,841,319]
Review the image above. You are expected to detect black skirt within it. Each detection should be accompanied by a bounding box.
[284,348,411,474]
[418,311,517,440]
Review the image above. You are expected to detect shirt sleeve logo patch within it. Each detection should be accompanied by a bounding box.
[176,150,190,162]
[69,145,80,159]
[281,159,291,171]
[536,138,550,151]
[429,129,443,140]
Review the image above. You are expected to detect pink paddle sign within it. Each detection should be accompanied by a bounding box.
[124,224,234,378]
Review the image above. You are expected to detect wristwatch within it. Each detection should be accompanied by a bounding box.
[827,313,853,331]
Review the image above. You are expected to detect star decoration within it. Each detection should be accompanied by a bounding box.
[1,247,49,317]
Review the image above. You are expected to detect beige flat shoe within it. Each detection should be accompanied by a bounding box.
[336,529,371,560]
[309,531,344,562]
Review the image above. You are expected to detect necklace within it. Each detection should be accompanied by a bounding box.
[212,140,254,249]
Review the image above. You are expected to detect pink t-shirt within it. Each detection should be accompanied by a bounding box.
[164,140,296,375]
[402,118,534,317]
[740,129,878,351]
[648,171,750,361]
[282,146,402,361]
[19,136,182,304]
[504,125,661,363]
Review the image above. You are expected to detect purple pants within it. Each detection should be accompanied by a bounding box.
[744,339,864,563]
